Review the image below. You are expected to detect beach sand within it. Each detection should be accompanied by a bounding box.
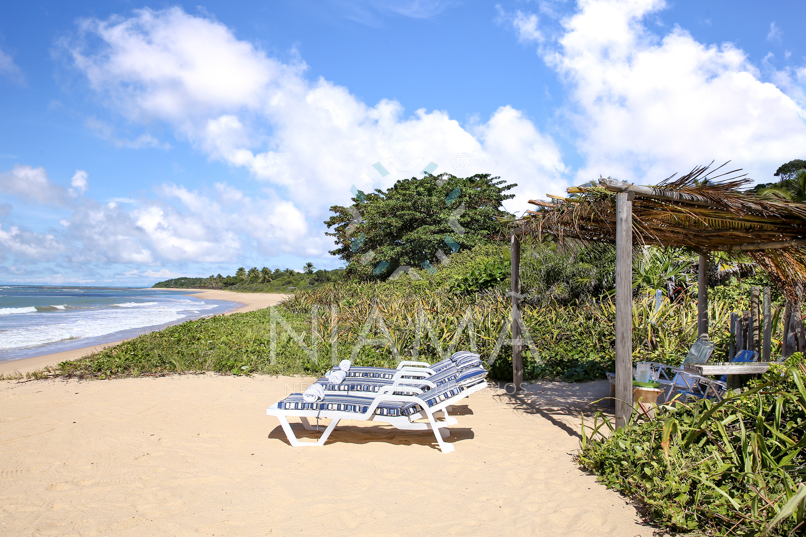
[0,375,654,536]
[0,291,290,376]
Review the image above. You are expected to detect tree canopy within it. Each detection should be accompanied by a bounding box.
[774,159,806,182]
[325,173,515,279]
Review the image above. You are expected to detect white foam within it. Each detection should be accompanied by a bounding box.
[0,298,219,350]
[0,307,37,315]
[113,302,158,308]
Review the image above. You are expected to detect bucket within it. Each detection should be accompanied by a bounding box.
[635,362,651,384]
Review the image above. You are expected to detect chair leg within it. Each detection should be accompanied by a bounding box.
[421,407,455,453]
[276,415,340,447]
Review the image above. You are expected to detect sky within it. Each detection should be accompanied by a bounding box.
[1,0,805,286]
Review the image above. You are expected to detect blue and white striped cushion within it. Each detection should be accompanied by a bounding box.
[418,383,464,407]
[277,394,421,417]
[451,351,482,371]
[344,367,397,379]
[429,358,455,372]
[455,366,488,388]
[428,367,459,385]
[317,378,429,394]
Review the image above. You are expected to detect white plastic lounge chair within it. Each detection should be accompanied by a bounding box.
[267,379,487,453]
[328,351,483,382]
[317,364,487,394]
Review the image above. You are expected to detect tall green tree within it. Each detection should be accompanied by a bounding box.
[235,267,246,279]
[260,267,272,282]
[325,173,515,279]
[774,159,806,182]
[247,267,260,281]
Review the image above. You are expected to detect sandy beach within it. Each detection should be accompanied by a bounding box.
[0,375,652,536]
[0,291,290,376]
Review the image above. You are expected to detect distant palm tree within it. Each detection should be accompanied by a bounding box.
[303,262,315,274]
[260,267,272,282]
[758,170,806,202]
[247,267,260,281]
[235,267,246,279]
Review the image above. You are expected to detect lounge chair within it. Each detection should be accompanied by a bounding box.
[606,335,715,403]
[267,380,485,453]
[670,349,759,403]
[317,365,487,394]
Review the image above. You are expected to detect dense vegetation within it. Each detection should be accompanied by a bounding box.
[579,355,806,536]
[153,266,344,292]
[325,173,514,280]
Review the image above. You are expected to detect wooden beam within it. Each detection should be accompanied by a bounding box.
[614,192,633,429]
[724,239,806,252]
[698,253,709,337]
[511,233,523,392]
[762,287,772,362]
[599,178,715,207]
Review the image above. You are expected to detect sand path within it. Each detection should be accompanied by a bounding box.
[0,375,654,536]
[0,291,290,376]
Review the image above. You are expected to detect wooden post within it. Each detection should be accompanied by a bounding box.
[615,192,633,429]
[698,253,709,336]
[783,302,792,358]
[729,312,738,360]
[762,287,771,362]
[510,233,523,391]
[750,287,760,355]
[747,311,755,354]
[795,286,805,353]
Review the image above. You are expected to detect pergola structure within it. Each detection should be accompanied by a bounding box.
[509,163,806,428]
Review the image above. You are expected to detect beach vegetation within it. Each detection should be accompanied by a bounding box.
[578,354,806,536]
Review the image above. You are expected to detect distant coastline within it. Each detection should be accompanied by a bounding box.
[0,290,289,375]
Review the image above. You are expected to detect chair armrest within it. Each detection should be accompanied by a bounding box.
[396,361,431,369]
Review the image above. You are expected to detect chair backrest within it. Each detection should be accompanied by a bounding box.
[732,349,758,363]
[682,337,715,365]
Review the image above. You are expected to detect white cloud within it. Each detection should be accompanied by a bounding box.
[64,6,569,234]
[70,170,89,196]
[142,268,183,278]
[0,47,24,83]
[0,165,69,206]
[513,0,806,184]
[0,224,65,262]
[85,117,171,149]
[767,22,782,43]
[511,10,545,43]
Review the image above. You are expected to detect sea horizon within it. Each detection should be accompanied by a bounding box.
[0,285,239,363]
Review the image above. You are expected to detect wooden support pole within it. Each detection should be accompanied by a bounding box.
[783,301,792,358]
[795,286,805,353]
[751,287,760,355]
[510,233,523,392]
[729,312,737,360]
[747,311,755,354]
[615,192,633,429]
[698,253,709,337]
[736,313,745,352]
[762,287,771,362]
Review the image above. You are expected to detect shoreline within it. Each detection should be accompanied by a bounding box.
[0,290,290,376]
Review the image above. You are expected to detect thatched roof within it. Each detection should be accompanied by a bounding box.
[518,163,806,295]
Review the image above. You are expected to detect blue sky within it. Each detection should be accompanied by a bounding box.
[1,0,805,285]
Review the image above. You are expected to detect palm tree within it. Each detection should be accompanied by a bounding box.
[235,267,246,279]
[260,267,272,282]
[758,169,806,202]
[303,262,315,274]
[247,267,260,281]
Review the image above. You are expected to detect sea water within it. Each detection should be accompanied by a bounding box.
[0,286,239,364]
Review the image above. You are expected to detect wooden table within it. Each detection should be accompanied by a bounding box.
[684,363,772,375]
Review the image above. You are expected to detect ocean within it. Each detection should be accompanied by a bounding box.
[0,286,239,364]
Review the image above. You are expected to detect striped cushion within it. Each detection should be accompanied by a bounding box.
[428,367,459,385]
[456,366,488,388]
[429,358,455,372]
[344,366,397,379]
[277,394,421,417]
[418,383,464,407]
[451,351,483,371]
[317,378,428,394]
